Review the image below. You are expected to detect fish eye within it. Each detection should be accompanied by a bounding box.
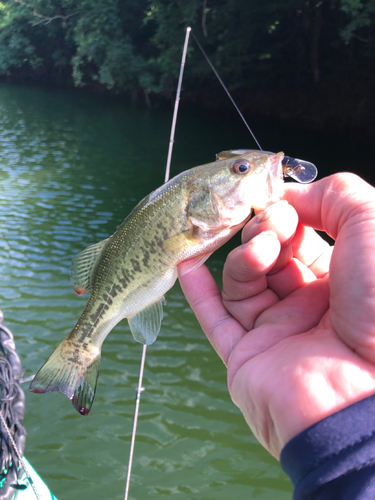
[232,159,251,175]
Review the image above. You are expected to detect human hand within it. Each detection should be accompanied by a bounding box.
[178,173,375,459]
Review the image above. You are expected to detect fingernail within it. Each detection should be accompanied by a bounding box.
[255,200,288,224]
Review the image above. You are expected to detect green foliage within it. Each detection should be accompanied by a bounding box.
[0,0,373,99]
[340,0,375,43]
[0,2,35,73]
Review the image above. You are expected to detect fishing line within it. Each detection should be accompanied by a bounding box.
[123,345,146,500]
[190,30,262,150]
[123,24,270,499]
[0,411,41,500]
[123,26,191,500]
[165,27,192,183]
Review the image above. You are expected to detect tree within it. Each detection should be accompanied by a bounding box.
[0,0,373,106]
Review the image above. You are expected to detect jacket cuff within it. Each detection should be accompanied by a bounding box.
[280,394,375,499]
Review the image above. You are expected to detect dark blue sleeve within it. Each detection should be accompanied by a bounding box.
[280,394,375,499]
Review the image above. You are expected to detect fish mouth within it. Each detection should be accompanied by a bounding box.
[266,151,284,202]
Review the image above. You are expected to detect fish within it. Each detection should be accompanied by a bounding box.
[29,150,284,416]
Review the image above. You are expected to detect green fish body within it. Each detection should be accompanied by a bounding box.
[29,150,284,415]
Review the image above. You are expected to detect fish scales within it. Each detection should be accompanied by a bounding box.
[30,150,284,415]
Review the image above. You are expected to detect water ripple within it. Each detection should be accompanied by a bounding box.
[0,83,292,500]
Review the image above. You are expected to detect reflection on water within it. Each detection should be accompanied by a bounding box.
[1,83,370,499]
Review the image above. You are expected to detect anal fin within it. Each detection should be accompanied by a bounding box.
[128,298,166,345]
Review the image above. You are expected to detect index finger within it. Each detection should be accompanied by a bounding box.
[178,263,246,365]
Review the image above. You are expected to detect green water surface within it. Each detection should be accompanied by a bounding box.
[0,83,372,500]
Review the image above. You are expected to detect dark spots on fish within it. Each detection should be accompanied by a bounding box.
[89,303,110,327]
[68,354,81,364]
[118,278,128,289]
[130,258,141,273]
[75,300,112,342]
[79,331,90,343]
[118,269,133,289]
[142,249,150,267]
[162,230,170,241]
[143,239,158,254]
[110,284,123,298]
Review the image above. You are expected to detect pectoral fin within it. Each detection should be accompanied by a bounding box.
[70,238,109,295]
[163,224,224,253]
[178,252,214,276]
[163,229,197,252]
[128,298,166,345]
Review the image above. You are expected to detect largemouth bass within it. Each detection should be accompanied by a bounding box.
[29,150,284,415]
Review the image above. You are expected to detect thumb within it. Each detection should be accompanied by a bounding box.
[285,173,375,364]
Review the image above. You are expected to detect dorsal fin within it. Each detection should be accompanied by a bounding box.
[128,298,166,345]
[70,238,109,295]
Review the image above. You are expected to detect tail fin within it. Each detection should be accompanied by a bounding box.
[29,340,100,416]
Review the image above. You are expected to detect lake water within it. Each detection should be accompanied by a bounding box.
[0,82,373,500]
